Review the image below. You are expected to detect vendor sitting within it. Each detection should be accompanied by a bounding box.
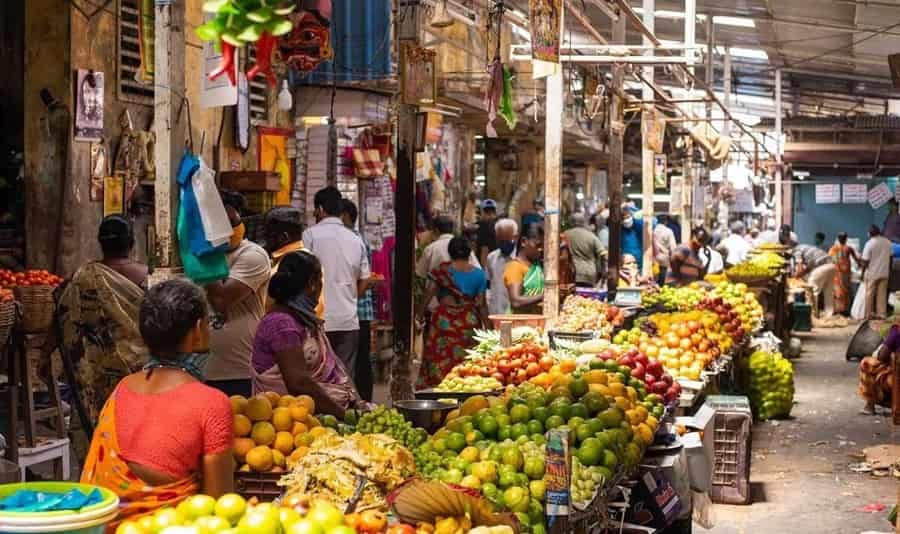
[250,251,363,418]
[859,323,897,415]
[666,227,712,287]
[81,280,234,529]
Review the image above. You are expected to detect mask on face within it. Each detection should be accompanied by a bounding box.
[229,222,246,249]
[498,240,516,256]
[143,351,211,381]
[623,217,634,229]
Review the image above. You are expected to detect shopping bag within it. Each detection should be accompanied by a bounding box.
[851,281,867,320]
[193,158,232,247]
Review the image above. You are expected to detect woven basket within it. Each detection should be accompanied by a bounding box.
[0,300,16,348]
[14,285,55,333]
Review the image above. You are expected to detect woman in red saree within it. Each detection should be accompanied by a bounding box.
[828,232,860,315]
[418,237,488,388]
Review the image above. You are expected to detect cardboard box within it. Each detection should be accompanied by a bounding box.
[626,467,682,529]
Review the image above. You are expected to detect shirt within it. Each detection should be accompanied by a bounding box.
[722,234,752,266]
[448,266,488,298]
[666,245,706,286]
[597,226,609,250]
[621,219,644,269]
[564,226,606,285]
[699,248,725,274]
[793,244,833,271]
[884,213,900,242]
[477,219,498,256]
[206,240,271,381]
[486,248,514,315]
[862,235,893,281]
[354,230,375,322]
[303,217,371,332]
[416,234,480,278]
[653,224,677,268]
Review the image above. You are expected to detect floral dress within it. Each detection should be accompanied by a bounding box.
[418,264,484,388]
[829,244,852,314]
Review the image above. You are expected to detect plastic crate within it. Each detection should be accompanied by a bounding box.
[709,409,752,505]
[705,395,752,414]
[234,470,283,502]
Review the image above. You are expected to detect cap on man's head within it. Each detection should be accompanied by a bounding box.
[482,199,498,211]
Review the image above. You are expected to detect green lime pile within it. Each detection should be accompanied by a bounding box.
[342,406,429,450]
[747,350,794,420]
[436,375,503,393]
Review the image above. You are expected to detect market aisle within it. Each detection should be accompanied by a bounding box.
[707,326,898,534]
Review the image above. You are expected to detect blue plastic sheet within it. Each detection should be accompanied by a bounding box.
[0,488,102,512]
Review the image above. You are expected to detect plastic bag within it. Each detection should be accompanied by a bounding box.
[193,158,231,247]
[852,281,867,320]
[692,490,716,529]
[0,488,102,512]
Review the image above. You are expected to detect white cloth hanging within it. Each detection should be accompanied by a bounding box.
[193,158,232,247]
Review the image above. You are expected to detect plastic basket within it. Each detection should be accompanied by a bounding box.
[13,285,55,333]
[0,481,119,533]
[234,470,283,502]
[710,410,752,505]
[547,330,595,350]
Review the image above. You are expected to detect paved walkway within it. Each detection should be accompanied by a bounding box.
[707,326,898,534]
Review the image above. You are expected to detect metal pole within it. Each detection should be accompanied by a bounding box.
[682,0,696,242]
[391,1,419,402]
[607,11,627,293]
[150,0,185,284]
[775,68,783,226]
[723,48,731,138]
[641,0,655,278]
[705,17,714,121]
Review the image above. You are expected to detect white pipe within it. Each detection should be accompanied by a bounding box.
[684,0,696,67]
[642,0,655,277]
[509,53,692,63]
[775,68,783,226]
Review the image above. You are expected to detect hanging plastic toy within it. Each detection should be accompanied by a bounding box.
[195,0,296,87]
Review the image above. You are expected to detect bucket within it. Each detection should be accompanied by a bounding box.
[0,482,119,534]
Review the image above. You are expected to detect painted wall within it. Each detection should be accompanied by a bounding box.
[791,177,898,249]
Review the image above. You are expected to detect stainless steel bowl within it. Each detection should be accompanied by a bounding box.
[393,399,458,433]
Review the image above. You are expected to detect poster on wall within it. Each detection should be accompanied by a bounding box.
[75,69,104,142]
[259,127,295,206]
[90,142,109,201]
[654,154,667,189]
[843,183,867,204]
[867,182,892,209]
[103,174,124,216]
[814,183,840,204]
[528,0,562,63]
[669,176,683,215]
[400,43,436,105]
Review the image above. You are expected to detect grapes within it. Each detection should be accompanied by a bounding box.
[348,407,427,450]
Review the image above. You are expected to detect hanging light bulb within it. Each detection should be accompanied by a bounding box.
[431,0,455,28]
[277,80,293,111]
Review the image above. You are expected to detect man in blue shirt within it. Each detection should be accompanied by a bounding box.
[621,206,646,270]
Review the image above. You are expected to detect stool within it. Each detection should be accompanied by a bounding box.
[15,438,70,482]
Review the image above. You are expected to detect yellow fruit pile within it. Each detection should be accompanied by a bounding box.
[231,392,327,473]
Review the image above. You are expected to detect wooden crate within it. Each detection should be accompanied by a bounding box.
[220,171,281,192]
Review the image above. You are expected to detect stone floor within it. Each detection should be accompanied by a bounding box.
[706,326,898,534]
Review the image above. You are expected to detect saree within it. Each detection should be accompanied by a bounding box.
[829,244,852,314]
[58,262,148,424]
[418,264,482,388]
[251,315,361,411]
[81,387,198,532]
[859,356,893,408]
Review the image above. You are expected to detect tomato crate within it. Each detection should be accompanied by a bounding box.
[234,470,283,503]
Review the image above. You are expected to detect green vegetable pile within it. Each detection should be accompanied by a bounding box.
[339,406,429,450]
[747,350,795,420]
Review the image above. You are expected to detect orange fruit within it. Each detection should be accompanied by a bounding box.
[272,449,286,468]
[308,426,329,439]
[245,397,273,422]
[559,360,577,373]
[262,391,281,407]
[251,422,276,446]
[291,421,309,436]
[272,407,293,432]
[277,395,296,408]
[246,446,274,472]
[306,415,321,428]
[295,395,315,413]
[273,431,294,455]
[229,395,248,415]
[234,414,253,437]
[294,433,314,448]
[289,403,309,422]
[233,437,255,462]
[289,446,309,464]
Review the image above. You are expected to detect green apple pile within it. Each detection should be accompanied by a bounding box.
[435,375,504,393]
[115,494,355,534]
[747,349,794,420]
[339,406,429,450]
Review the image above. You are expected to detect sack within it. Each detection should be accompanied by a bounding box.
[852,281,867,320]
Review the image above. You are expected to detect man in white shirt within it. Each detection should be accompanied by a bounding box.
[698,246,725,275]
[722,221,752,267]
[416,215,480,279]
[302,186,371,375]
[861,224,894,319]
[205,191,271,397]
[653,214,678,284]
[485,218,519,315]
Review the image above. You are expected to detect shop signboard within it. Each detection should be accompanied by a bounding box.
[842,183,868,204]
[867,182,892,209]
[814,184,840,204]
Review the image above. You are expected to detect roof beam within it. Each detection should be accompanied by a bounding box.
[565,0,608,44]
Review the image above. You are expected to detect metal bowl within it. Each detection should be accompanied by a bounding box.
[394,399,458,433]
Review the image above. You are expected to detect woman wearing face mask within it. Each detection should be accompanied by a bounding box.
[250,251,363,417]
[504,223,545,314]
[81,280,234,530]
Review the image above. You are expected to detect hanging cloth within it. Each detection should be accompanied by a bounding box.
[484,58,504,138]
[192,158,232,247]
[500,65,518,130]
[176,151,229,284]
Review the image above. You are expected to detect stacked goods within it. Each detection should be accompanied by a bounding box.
[466,328,542,360]
[576,342,680,405]
[230,392,326,473]
[747,350,795,420]
[279,432,417,513]
[0,269,64,288]
[726,250,786,280]
[114,494,365,534]
[613,310,730,380]
[710,282,765,333]
[434,375,503,394]
[415,367,664,530]
[555,295,624,334]
[341,406,429,450]
[642,285,703,310]
[445,341,557,387]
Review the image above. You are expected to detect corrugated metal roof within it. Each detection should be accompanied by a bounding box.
[290,0,392,86]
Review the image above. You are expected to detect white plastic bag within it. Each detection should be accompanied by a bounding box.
[851,281,867,320]
[193,158,232,247]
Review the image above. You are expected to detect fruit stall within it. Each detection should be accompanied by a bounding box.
[723,246,791,341]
